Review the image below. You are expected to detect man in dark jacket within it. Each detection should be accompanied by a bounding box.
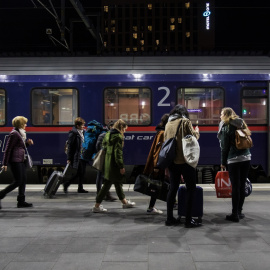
[63,117,88,193]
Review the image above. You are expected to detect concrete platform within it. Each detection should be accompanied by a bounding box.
[0,184,270,270]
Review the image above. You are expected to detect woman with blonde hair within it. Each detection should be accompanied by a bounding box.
[217,107,251,222]
[0,116,34,209]
[92,119,135,212]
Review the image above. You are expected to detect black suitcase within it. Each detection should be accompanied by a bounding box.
[44,164,69,198]
[178,185,203,223]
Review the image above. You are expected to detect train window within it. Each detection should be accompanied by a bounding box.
[0,89,5,125]
[242,88,267,125]
[104,88,151,125]
[177,88,224,125]
[32,88,78,125]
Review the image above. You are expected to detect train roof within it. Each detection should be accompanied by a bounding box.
[1,56,270,75]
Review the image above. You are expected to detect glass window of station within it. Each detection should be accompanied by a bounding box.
[32,88,78,125]
[104,88,151,125]
[242,88,267,125]
[0,89,5,125]
[177,88,224,125]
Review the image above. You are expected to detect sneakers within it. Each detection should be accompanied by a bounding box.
[122,200,136,209]
[147,208,163,214]
[92,205,108,213]
[17,202,33,208]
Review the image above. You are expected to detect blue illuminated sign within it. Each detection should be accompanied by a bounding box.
[203,3,211,30]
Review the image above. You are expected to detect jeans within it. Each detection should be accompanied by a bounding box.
[167,163,196,222]
[0,162,27,201]
[228,160,250,215]
[96,171,104,193]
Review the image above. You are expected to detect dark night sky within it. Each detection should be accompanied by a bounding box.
[1,1,270,54]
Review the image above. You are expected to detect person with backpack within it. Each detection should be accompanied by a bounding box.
[92,119,136,212]
[63,117,88,193]
[218,107,251,222]
[95,121,117,201]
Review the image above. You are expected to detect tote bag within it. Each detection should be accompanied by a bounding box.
[181,121,200,168]
[92,148,106,171]
[215,170,232,198]
[156,120,182,169]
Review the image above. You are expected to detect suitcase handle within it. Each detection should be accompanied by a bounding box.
[62,163,69,177]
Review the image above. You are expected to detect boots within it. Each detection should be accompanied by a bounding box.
[105,192,117,202]
[17,195,33,208]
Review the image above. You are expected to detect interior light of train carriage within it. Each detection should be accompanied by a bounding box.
[243,109,247,115]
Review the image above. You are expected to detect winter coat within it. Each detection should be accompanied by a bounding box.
[102,128,125,183]
[143,125,165,178]
[67,127,85,169]
[164,117,199,164]
[2,128,29,165]
[218,118,251,166]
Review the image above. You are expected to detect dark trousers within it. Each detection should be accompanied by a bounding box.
[228,160,250,215]
[96,180,125,203]
[0,162,27,202]
[96,171,104,193]
[66,159,87,189]
[167,163,196,222]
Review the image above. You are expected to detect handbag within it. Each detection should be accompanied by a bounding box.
[134,174,169,202]
[92,148,106,171]
[245,178,252,197]
[235,129,253,150]
[181,121,200,168]
[215,170,232,198]
[156,120,182,169]
[25,153,33,169]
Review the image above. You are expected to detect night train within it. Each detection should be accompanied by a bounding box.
[0,56,269,184]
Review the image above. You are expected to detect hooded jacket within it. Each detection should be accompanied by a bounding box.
[102,128,125,183]
[218,118,251,166]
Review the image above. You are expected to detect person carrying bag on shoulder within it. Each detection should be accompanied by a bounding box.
[217,107,252,222]
[164,105,201,228]
[0,116,34,209]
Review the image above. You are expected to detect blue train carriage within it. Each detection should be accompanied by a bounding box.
[0,56,269,184]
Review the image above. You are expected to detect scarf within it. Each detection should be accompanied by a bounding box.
[19,128,27,142]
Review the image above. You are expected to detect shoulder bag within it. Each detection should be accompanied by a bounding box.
[156,120,182,169]
[181,121,200,168]
[92,148,106,171]
[235,129,253,149]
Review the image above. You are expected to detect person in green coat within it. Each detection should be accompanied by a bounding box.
[92,119,136,213]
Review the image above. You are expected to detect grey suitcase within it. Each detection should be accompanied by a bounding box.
[44,164,69,198]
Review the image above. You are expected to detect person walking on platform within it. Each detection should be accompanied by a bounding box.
[0,116,34,208]
[64,117,88,193]
[164,105,201,227]
[218,107,251,222]
[95,121,117,201]
[92,119,135,212]
[143,113,169,214]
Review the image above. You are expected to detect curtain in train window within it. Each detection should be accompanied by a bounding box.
[0,89,5,125]
[242,89,267,125]
[104,88,151,125]
[177,88,224,125]
[32,89,78,125]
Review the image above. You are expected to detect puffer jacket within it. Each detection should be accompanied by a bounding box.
[102,128,125,183]
[164,117,199,164]
[3,128,27,165]
[218,118,251,166]
[67,127,85,169]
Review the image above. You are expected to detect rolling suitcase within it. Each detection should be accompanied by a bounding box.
[178,185,203,223]
[44,164,69,198]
